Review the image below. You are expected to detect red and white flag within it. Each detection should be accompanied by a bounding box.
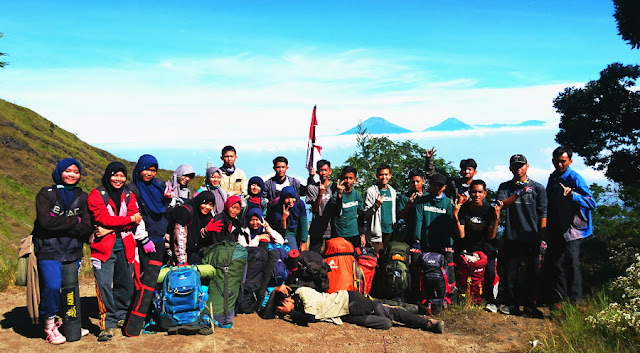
[306,105,322,171]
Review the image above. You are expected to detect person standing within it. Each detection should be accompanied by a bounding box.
[364,164,397,252]
[545,146,596,308]
[305,160,337,253]
[264,156,303,203]
[496,154,547,318]
[219,145,248,198]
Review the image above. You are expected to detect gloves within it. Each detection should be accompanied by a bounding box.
[515,186,533,197]
[206,219,223,232]
[143,241,156,253]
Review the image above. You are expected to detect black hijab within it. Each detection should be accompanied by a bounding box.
[101,162,128,212]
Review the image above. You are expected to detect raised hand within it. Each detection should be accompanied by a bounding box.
[375,193,383,207]
[309,168,316,177]
[205,219,223,232]
[336,179,345,195]
[425,146,437,158]
[164,182,175,199]
[282,204,290,220]
[452,197,462,216]
[409,192,418,204]
[558,183,573,198]
[493,200,504,216]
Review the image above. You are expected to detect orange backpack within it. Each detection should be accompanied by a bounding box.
[323,238,361,293]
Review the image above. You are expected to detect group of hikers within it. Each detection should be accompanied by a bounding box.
[28,143,596,344]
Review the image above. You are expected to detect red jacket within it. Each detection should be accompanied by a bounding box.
[88,188,139,263]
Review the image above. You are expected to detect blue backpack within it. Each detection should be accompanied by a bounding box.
[155,265,209,331]
[268,243,291,282]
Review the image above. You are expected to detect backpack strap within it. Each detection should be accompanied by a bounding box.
[45,187,58,209]
[96,185,132,209]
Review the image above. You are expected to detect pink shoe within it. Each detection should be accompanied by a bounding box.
[44,317,66,345]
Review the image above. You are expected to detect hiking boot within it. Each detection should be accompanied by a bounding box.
[523,306,544,319]
[44,317,66,345]
[98,328,116,342]
[198,326,213,335]
[484,303,498,313]
[498,305,519,315]
[423,320,444,334]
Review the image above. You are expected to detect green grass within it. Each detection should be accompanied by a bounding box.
[534,294,640,353]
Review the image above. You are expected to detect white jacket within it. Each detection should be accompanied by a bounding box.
[364,184,397,240]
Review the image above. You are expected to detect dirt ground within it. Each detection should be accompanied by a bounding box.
[0,282,554,353]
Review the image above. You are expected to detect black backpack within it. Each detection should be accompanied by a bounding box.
[236,246,269,314]
[287,251,331,292]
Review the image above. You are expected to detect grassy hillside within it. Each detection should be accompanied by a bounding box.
[0,98,179,289]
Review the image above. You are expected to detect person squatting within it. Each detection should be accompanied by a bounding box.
[29,144,595,344]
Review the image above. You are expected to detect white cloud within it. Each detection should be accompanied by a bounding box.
[0,49,579,148]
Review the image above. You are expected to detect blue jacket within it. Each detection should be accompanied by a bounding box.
[546,167,597,240]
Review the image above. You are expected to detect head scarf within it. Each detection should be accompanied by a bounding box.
[224,195,242,218]
[170,164,195,199]
[244,207,265,239]
[247,176,264,210]
[132,154,167,215]
[204,167,227,214]
[101,162,127,212]
[192,190,215,231]
[271,186,302,229]
[52,158,82,210]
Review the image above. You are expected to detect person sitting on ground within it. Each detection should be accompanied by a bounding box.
[263,285,443,333]
[305,159,337,253]
[267,186,309,251]
[166,164,196,208]
[33,158,92,344]
[452,179,502,313]
[219,145,248,198]
[200,195,245,248]
[330,166,366,249]
[264,156,304,203]
[197,166,228,216]
[239,208,284,247]
[166,191,216,265]
[364,164,397,252]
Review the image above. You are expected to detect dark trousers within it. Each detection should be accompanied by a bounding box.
[484,250,498,304]
[545,235,583,304]
[308,237,324,254]
[500,240,539,307]
[343,235,362,250]
[93,249,134,329]
[343,291,428,330]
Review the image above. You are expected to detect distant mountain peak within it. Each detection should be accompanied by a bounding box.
[424,117,473,132]
[339,117,412,135]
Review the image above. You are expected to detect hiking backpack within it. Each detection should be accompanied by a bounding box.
[375,241,410,299]
[419,252,453,314]
[201,241,248,326]
[268,243,291,285]
[458,251,488,305]
[355,246,378,295]
[323,237,362,293]
[154,265,210,331]
[236,246,269,314]
[287,250,331,292]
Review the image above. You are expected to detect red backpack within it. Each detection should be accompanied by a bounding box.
[355,247,377,295]
[458,251,488,304]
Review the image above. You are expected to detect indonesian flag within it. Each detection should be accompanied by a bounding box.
[306,105,322,171]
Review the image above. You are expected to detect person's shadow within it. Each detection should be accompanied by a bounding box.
[1,297,100,338]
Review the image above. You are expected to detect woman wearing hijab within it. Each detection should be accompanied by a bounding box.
[87,162,152,341]
[166,164,196,208]
[167,191,216,265]
[239,208,284,247]
[266,186,309,251]
[243,176,267,213]
[126,154,167,272]
[32,158,92,344]
[201,195,244,248]
[196,166,228,215]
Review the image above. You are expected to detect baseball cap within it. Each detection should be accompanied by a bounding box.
[430,174,447,185]
[509,154,527,166]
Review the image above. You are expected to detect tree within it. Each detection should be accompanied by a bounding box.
[613,0,640,49]
[332,123,457,195]
[553,62,640,188]
[0,33,6,68]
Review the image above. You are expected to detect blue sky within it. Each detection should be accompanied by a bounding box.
[0,0,636,187]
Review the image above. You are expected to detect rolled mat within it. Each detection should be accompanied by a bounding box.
[124,259,162,337]
[61,261,81,342]
[156,264,215,283]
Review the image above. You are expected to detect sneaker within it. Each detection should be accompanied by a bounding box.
[81,328,90,337]
[213,320,233,329]
[44,317,66,345]
[523,307,544,319]
[498,305,519,315]
[423,320,444,334]
[98,328,116,342]
[198,326,213,335]
[484,303,498,313]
